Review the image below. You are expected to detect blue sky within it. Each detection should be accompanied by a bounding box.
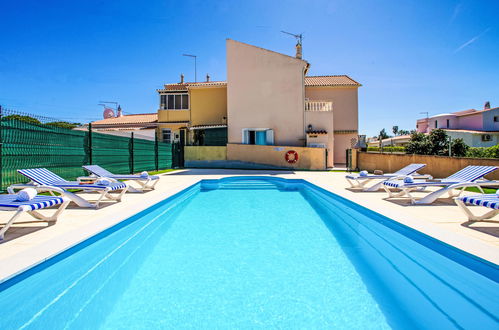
[1,0,498,136]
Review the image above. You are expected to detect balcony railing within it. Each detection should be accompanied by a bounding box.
[305,100,333,112]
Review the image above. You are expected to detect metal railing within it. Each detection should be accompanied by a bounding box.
[305,100,333,112]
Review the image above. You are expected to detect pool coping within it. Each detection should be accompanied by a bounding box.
[0,170,497,284]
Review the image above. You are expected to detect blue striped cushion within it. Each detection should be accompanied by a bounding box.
[459,194,499,210]
[102,174,159,181]
[443,165,498,183]
[383,179,438,188]
[0,195,64,211]
[82,165,114,177]
[83,165,159,181]
[17,168,127,191]
[346,163,426,180]
[17,168,66,185]
[396,163,426,176]
[53,181,128,191]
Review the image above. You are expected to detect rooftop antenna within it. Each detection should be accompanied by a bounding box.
[281,30,303,59]
[182,54,197,83]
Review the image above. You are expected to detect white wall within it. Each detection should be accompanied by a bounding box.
[226,39,307,146]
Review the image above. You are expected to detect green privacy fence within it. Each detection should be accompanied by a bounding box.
[0,107,173,191]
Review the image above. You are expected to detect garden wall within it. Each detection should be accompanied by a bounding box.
[357,152,499,180]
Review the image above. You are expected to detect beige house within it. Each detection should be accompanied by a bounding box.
[156,39,361,168]
[226,39,360,166]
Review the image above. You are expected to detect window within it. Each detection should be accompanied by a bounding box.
[494,116,499,122]
[446,119,450,128]
[242,129,274,145]
[162,129,172,143]
[159,93,189,110]
[434,121,438,128]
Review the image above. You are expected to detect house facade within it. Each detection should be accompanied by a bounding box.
[416,104,499,147]
[156,39,361,167]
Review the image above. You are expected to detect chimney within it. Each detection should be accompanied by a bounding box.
[117,105,123,117]
[484,101,491,110]
[180,73,184,84]
[206,74,210,82]
[296,42,302,59]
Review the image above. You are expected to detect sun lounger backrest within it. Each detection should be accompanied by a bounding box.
[443,165,498,183]
[395,163,426,176]
[83,165,114,177]
[17,168,66,185]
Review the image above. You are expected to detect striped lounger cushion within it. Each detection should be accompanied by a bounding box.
[459,195,499,210]
[52,181,128,191]
[382,180,447,188]
[0,196,65,211]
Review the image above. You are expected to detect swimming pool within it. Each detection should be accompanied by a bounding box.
[0,177,497,329]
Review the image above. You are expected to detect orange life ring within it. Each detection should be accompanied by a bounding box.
[285,150,299,164]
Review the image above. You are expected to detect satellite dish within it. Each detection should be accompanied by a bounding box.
[103,107,115,119]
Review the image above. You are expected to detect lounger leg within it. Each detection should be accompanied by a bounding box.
[28,199,70,221]
[0,209,24,240]
[365,180,386,192]
[455,199,499,221]
[383,185,411,199]
[150,179,159,189]
[415,187,450,205]
[103,186,128,203]
[346,178,359,188]
[62,191,97,208]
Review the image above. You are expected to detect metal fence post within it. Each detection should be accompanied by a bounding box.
[155,133,159,171]
[0,105,3,191]
[88,123,93,165]
[130,132,134,174]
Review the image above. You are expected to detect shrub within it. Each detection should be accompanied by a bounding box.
[451,138,469,157]
[466,145,499,159]
[367,146,406,153]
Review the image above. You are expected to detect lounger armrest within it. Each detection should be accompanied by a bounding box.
[33,185,67,194]
[77,176,119,183]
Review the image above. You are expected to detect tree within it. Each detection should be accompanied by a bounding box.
[3,114,41,124]
[379,128,389,140]
[398,129,411,136]
[451,138,469,157]
[392,126,399,136]
[406,129,460,156]
[428,129,449,155]
[406,131,431,155]
[46,121,81,129]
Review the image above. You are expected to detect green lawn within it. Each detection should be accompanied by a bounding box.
[464,187,497,194]
[148,169,177,175]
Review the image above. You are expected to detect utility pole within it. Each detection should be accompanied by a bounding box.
[182,54,197,82]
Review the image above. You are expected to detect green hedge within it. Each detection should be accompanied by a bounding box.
[466,145,499,159]
[367,146,406,153]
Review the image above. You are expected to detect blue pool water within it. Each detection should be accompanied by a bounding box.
[0,177,497,329]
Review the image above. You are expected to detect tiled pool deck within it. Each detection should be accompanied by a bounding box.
[0,169,497,282]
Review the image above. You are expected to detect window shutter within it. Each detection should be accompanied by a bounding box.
[242,129,249,144]
[266,129,274,145]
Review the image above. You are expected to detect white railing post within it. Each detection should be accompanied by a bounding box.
[305,100,333,112]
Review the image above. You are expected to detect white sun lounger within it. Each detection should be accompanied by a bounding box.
[345,163,428,191]
[0,195,70,240]
[82,165,159,193]
[9,168,128,208]
[382,165,498,204]
[455,194,499,221]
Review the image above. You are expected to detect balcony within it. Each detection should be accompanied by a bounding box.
[305,100,332,112]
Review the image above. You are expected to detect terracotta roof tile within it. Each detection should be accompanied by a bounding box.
[159,81,227,92]
[158,75,361,91]
[91,113,157,125]
[305,75,361,87]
